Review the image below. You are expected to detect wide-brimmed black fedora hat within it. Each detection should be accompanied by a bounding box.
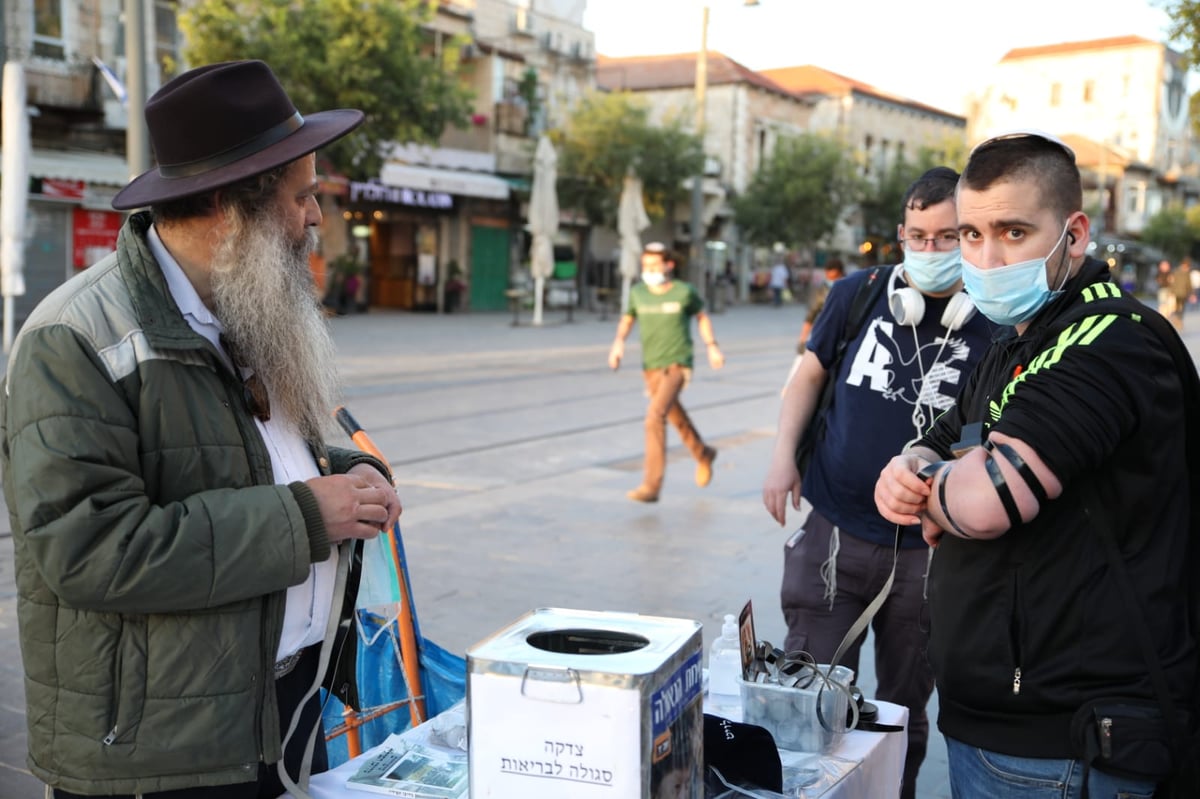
[112,59,363,210]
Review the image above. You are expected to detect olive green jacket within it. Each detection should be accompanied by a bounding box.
[1,213,382,794]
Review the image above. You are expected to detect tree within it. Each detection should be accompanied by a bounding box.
[549,91,702,297]
[638,117,705,228]
[1163,2,1200,138]
[1167,1,1200,67]
[179,0,473,179]
[733,133,861,249]
[858,143,967,262]
[1141,205,1195,262]
[551,91,702,229]
[859,146,965,241]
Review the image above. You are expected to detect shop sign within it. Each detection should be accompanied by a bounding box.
[38,178,86,200]
[72,208,122,268]
[349,180,454,210]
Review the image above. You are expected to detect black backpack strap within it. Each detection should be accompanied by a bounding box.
[794,266,890,473]
[841,266,890,354]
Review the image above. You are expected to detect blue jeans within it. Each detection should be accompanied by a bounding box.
[946,737,1158,798]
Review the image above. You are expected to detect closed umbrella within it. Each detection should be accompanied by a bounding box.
[527,135,558,326]
[617,172,650,313]
[1,61,30,353]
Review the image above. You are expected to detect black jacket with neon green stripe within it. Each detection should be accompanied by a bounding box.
[0,212,383,794]
[919,258,1197,759]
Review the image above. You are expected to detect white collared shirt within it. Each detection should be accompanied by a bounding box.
[150,225,336,662]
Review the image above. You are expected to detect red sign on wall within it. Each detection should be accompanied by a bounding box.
[72,208,123,269]
[41,179,86,200]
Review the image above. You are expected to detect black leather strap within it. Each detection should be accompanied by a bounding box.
[984,451,1023,529]
[933,465,972,538]
[991,441,1049,506]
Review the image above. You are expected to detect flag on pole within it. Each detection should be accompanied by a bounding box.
[92,56,128,104]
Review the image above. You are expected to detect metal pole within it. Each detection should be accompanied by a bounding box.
[689,5,708,301]
[2,62,30,353]
[124,0,151,179]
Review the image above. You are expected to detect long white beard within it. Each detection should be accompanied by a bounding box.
[210,219,342,441]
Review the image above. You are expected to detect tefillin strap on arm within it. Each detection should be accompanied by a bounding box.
[987,441,1050,506]
[981,439,1052,530]
[983,452,1023,530]
[918,461,972,539]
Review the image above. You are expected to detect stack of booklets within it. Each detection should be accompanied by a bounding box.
[345,736,469,799]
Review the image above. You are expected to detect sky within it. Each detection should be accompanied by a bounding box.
[581,0,1181,115]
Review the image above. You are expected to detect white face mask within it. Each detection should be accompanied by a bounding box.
[903,248,962,293]
[641,272,666,287]
[961,223,1071,326]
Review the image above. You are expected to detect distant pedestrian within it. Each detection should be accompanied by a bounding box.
[1156,259,1175,318]
[608,242,723,502]
[1171,259,1193,330]
[769,259,790,306]
[797,257,846,352]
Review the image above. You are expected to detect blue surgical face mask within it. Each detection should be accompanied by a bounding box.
[903,248,962,293]
[641,272,666,287]
[962,224,1071,326]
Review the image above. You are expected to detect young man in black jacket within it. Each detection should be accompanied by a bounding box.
[875,130,1198,798]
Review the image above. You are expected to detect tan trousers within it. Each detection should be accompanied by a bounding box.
[640,364,707,492]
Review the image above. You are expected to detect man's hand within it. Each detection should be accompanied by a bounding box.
[307,465,403,543]
[608,340,624,370]
[706,343,724,370]
[348,463,403,528]
[762,454,801,527]
[874,453,932,527]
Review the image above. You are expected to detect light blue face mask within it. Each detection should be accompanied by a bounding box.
[962,224,1071,326]
[641,271,666,287]
[903,248,962,293]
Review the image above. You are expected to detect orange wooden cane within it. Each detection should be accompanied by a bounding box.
[328,407,427,755]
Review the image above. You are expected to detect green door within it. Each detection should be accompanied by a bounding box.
[469,225,510,311]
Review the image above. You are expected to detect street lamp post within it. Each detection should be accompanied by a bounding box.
[689,1,759,303]
[124,0,150,179]
[688,5,709,302]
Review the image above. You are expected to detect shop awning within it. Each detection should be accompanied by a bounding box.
[379,163,510,200]
[0,147,131,187]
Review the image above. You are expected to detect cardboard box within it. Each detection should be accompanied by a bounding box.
[466,608,703,798]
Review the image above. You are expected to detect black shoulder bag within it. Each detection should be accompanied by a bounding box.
[793,266,888,477]
[1070,305,1200,798]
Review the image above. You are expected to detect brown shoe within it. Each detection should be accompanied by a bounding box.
[695,447,717,487]
[626,486,659,503]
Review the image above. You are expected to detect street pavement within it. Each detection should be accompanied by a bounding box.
[0,298,1198,798]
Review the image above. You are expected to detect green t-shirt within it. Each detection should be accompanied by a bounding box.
[628,281,704,370]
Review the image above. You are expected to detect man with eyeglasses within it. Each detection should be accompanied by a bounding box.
[763,166,995,799]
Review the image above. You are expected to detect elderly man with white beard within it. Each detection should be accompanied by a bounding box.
[0,60,401,799]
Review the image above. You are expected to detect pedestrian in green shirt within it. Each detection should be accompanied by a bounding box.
[608,242,724,502]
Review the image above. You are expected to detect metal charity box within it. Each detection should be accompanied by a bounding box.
[466,607,704,798]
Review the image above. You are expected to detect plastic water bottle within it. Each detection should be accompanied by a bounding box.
[708,614,743,700]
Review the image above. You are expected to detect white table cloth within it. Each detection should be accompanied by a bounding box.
[296,696,907,799]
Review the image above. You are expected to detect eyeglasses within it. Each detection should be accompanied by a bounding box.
[902,234,960,251]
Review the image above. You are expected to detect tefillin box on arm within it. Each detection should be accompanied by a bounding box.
[466,608,704,798]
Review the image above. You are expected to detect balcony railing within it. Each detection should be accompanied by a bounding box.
[494,100,528,137]
[440,123,493,154]
[25,62,101,112]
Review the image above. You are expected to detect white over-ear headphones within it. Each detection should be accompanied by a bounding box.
[887,264,977,331]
